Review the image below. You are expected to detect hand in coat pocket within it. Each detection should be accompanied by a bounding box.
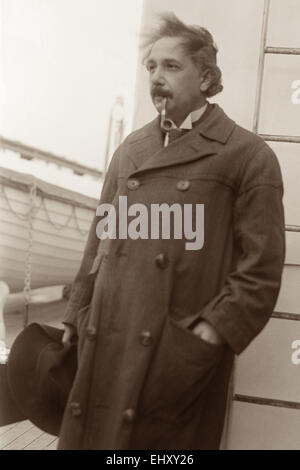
[190,321,225,346]
[137,316,225,424]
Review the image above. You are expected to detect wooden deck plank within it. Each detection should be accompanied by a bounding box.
[45,437,58,450]
[2,425,43,450]
[24,431,57,450]
[0,421,59,450]
[0,420,34,449]
[0,422,18,436]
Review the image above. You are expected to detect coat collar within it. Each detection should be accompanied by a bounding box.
[127,104,236,176]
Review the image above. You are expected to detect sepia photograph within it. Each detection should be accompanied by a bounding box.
[0,0,299,452]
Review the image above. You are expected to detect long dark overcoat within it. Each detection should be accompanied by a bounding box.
[58,104,285,450]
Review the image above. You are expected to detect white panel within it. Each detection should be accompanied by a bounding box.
[285,231,300,265]
[275,265,300,314]
[226,402,300,450]
[234,318,300,402]
[271,143,300,228]
[259,55,300,136]
[268,0,300,48]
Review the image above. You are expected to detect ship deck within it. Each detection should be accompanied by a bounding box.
[0,421,58,450]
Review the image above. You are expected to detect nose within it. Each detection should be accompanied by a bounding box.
[150,66,166,86]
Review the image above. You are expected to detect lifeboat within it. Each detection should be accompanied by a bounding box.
[0,166,98,293]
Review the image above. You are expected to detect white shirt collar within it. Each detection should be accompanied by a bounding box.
[179,102,208,129]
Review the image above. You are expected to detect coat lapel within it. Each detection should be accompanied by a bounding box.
[127,118,164,171]
[128,104,236,176]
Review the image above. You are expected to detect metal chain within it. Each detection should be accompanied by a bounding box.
[1,182,90,236]
[1,183,42,220]
[73,205,90,236]
[23,183,37,328]
[42,198,75,231]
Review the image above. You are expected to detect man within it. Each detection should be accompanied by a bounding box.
[59,13,285,450]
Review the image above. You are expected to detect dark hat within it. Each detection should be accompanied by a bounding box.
[4,323,77,436]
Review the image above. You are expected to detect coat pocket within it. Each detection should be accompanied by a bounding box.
[137,315,224,424]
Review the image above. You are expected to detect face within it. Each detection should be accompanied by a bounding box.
[145,36,209,125]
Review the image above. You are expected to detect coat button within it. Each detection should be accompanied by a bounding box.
[155,253,169,269]
[139,330,153,347]
[70,402,82,417]
[86,325,97,341]
[123,409,136,424]
[127,179,140,190]
[176,180,191,191]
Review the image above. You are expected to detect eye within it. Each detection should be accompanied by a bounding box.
[166,63,180,71]
[146,64,156,73]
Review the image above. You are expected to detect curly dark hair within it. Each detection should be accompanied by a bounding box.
[142,12,223,98]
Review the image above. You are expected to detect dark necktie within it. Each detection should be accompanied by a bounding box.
[167,128,189,144]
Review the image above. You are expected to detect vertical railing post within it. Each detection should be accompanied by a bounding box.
[253,0,271,134]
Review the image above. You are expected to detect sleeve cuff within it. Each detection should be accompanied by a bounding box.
[62,301,82,328]
[199,307,256,355]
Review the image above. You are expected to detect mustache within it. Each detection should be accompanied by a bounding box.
[151,87,172,99]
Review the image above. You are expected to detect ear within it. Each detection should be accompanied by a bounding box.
[199,71,211,93]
